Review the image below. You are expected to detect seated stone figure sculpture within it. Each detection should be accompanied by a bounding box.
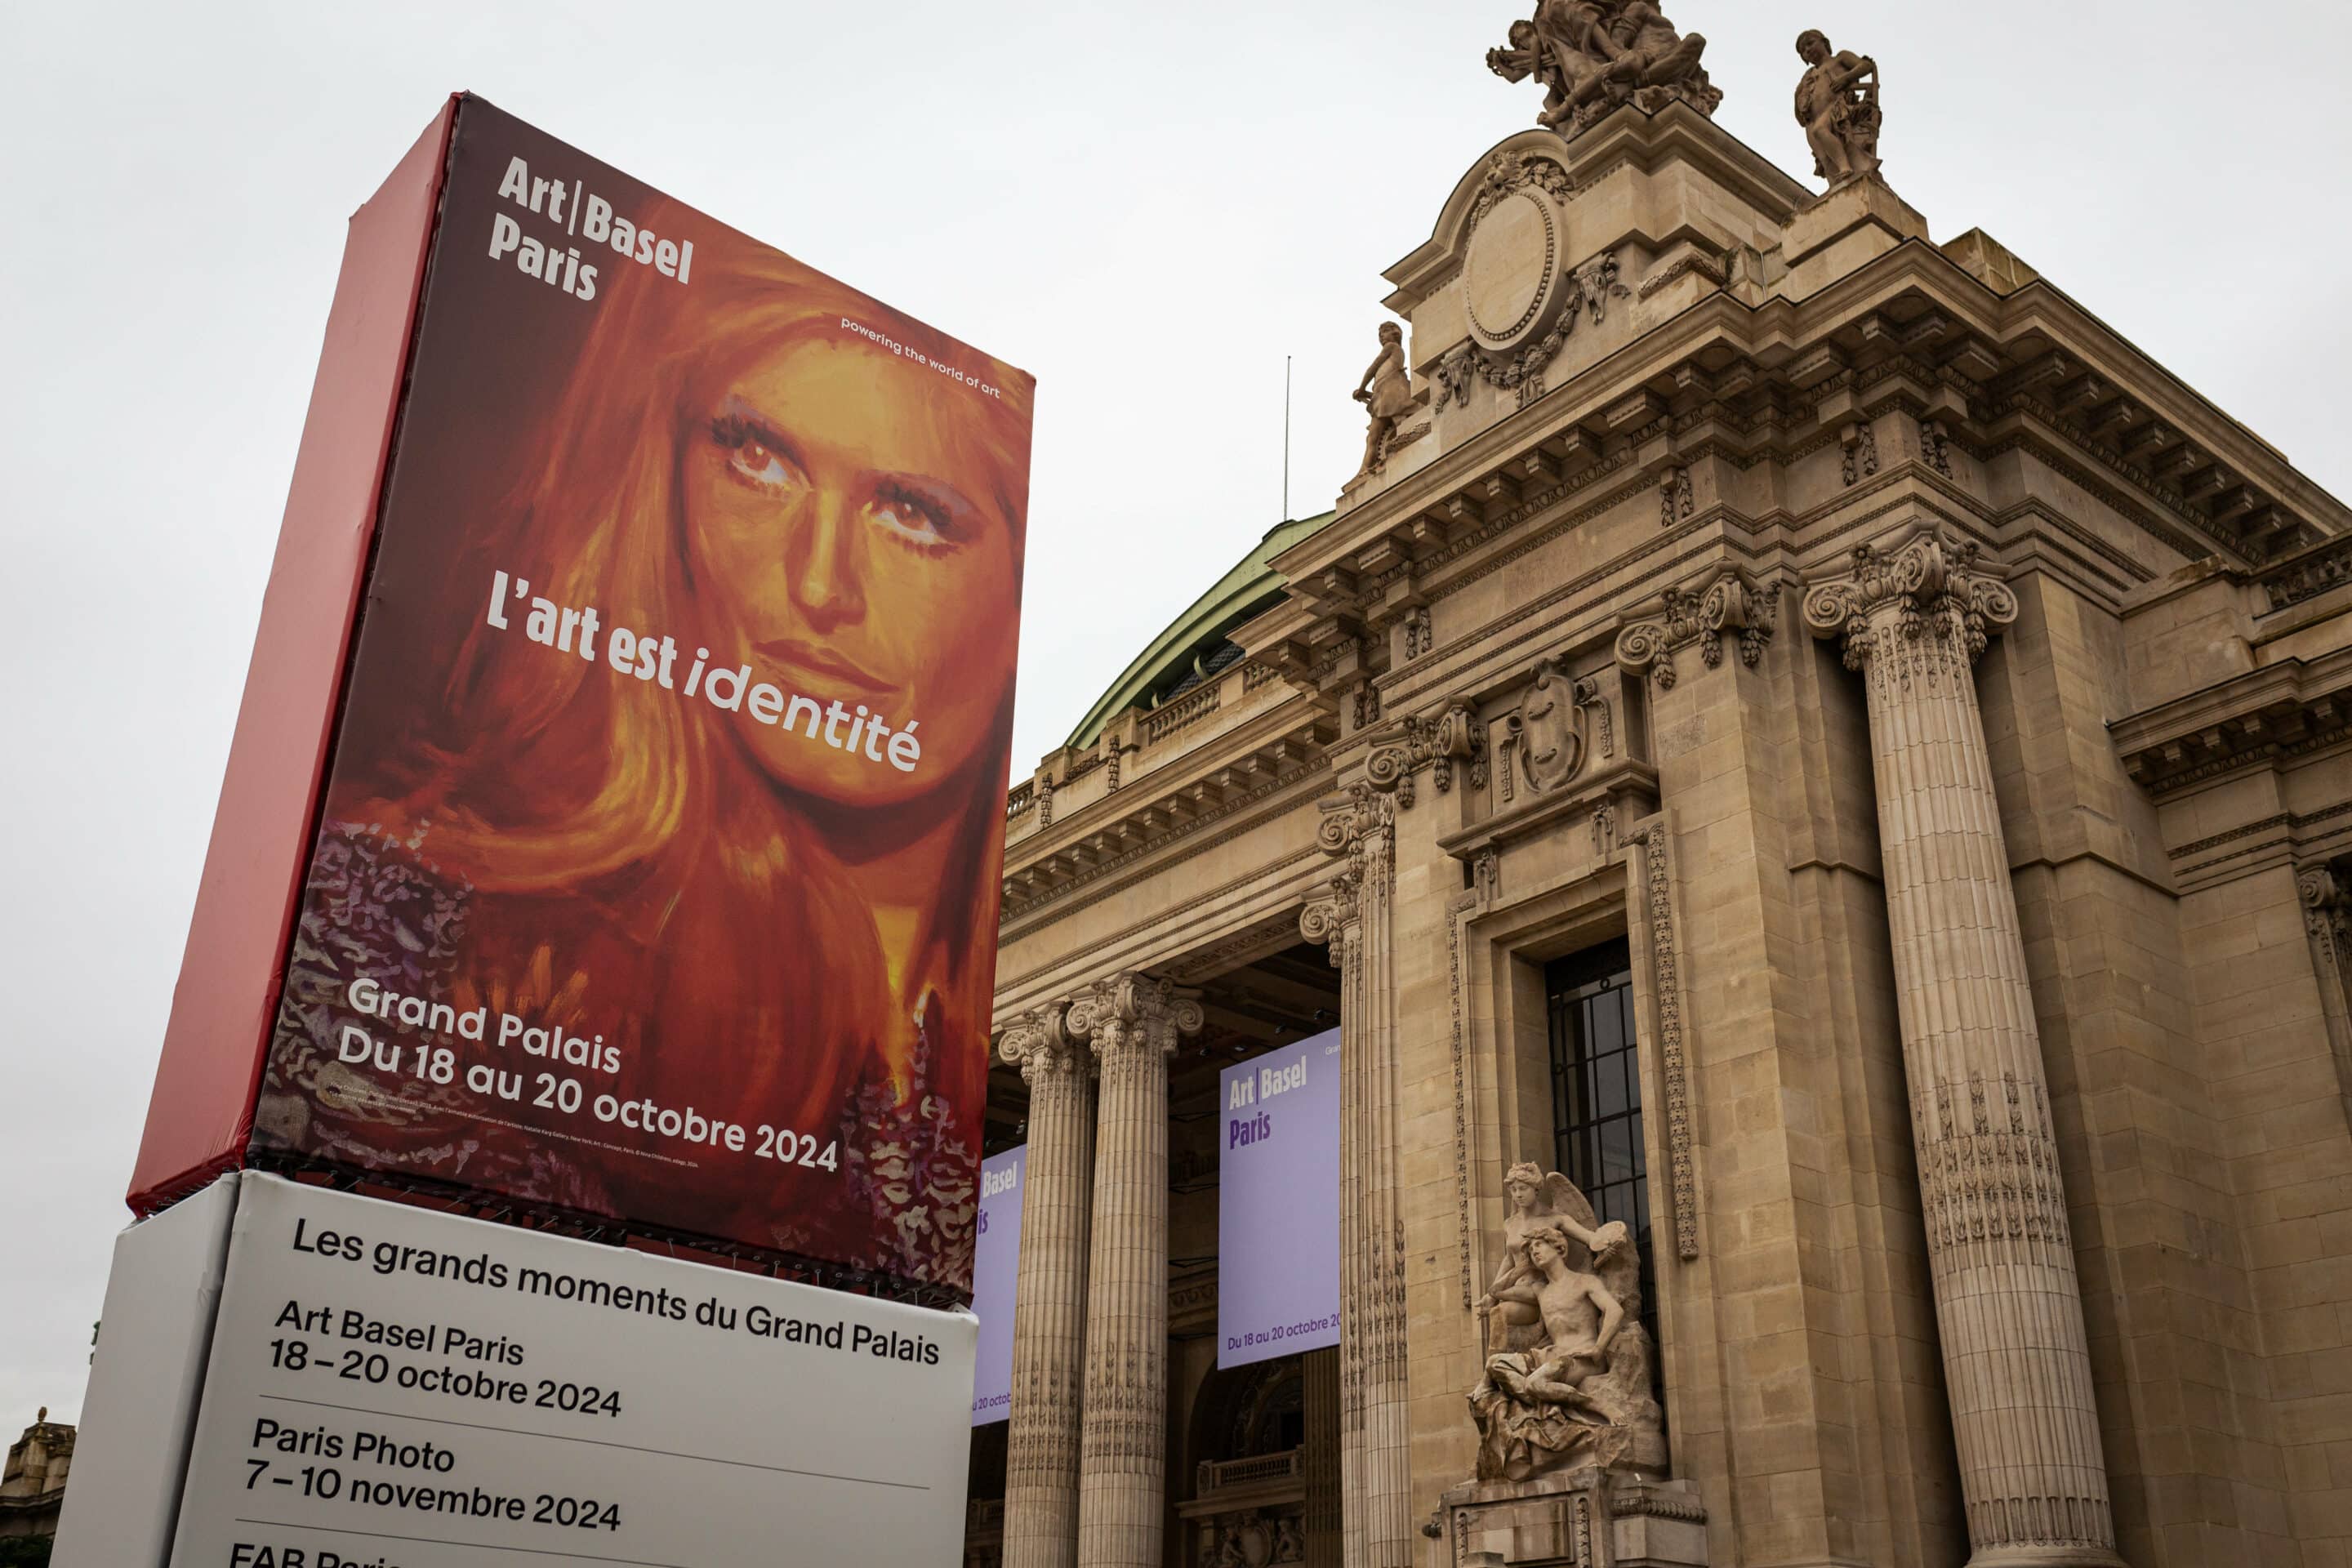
[1486,0,1719,136]
[1469,1165,1665,1481]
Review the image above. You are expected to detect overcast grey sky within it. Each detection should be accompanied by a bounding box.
[2,0,2347,1428]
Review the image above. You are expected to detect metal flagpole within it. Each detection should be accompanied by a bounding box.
[1283,355,1293,519]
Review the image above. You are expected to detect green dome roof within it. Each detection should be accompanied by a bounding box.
[1062,510,1334,751]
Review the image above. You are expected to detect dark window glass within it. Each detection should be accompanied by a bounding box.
[1547,940,1659,1361]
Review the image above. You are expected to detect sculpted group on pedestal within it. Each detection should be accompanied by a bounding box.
[1487,1,1721,137]
[1469,1164,1664,1481]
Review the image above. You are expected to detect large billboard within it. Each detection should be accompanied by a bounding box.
[1218,1031,1341,1367]
[127,96,1033,1295]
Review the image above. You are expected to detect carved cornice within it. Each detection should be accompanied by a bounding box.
[2108,646,2352,798]
[1615,567,1782,688]
[1800,526,2018,670]
[998,1002,1087,1080]
[2263,535,2352,614]
[1003,722,1334,921]
[1067,972,1205,1060]
[1438,756,1659,862]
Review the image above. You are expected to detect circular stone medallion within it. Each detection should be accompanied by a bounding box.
[1463,188,1561,351]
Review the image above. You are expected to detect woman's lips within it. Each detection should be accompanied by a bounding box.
[755,637,890,694]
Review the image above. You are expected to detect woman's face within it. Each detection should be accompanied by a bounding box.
[683,334,1020,808]
[1507,1176,1536,1213]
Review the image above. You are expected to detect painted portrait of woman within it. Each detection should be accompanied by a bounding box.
[251,181,1032,1294]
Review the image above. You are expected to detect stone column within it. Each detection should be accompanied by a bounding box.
[998,1004,1098,1568]
[1067,973,1202,1568]
[1802,529,2122,1567]
[1301,785,1413,1568]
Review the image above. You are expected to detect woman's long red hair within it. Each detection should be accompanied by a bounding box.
[338,205,1028,1252]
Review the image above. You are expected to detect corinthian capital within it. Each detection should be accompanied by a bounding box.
[1615,567,1780,688]
[1067,972,1205,1060]
[1801,527,2018,670]
[2301,864,2352,951]
[999,1002,1088,1081]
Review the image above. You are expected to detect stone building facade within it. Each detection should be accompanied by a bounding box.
[968,26,2352,1568]
[1,1411,72,1559]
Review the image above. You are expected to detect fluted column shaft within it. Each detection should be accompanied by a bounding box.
[1806,532,2120,1568]
[999,1007,1098,1568]
[1069,974,1201,1568]
[1302,787,1412,1568]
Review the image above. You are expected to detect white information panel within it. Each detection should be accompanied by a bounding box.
[167,1174,975,1567]
[52,1175,239,1568]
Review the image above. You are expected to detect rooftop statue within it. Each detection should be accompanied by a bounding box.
[1794,29,1882,185]
[1352,321,1414,476]
[1487,1,1721,139]
[1469,1162,1664,1481]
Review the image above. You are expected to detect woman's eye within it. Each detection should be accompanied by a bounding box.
[710,412,804,497]
[728,439,801,494]
[862,495,947,546]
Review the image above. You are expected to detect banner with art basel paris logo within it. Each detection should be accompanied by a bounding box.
[970,1145,1023,1423]
[1218,1031,1340,1368]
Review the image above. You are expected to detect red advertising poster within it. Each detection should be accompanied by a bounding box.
[131,96,1032,1294]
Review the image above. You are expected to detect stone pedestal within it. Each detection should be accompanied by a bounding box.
[1804,531,2122,1566]
[1068,973,1202,1568]
[1440,1470,1709,1568]
[998,1005,1098,1568]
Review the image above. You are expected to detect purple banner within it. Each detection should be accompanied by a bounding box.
[1218,1029,1341,1368]
[971,1144,1024,1424]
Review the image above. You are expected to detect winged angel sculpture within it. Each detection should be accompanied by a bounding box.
[1486,1,1721,138]
[1469,1162,1664,1480]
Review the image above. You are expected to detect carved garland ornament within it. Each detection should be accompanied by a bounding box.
[1615,568,1781,688]
[1446,886,1483,1310]
[1469,149,1575,226]
[1436,253,1632,414]
[1628,821,1699,1262]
